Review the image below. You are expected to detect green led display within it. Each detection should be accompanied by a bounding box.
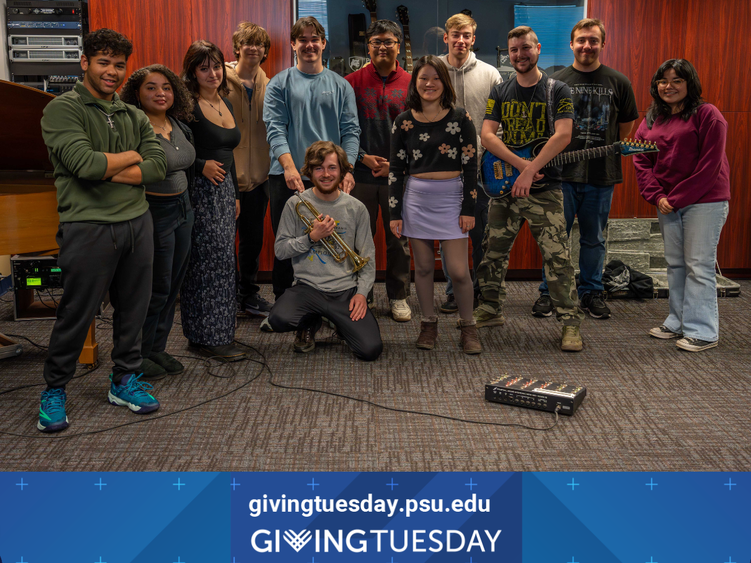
[51,268,62,273]
[27,278,42,287]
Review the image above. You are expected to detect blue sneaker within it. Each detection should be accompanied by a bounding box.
[38,388,69,432]
[108,373,160,414]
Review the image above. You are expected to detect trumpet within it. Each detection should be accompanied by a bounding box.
[295,192,370,274]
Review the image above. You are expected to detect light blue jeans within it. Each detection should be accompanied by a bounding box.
[658,200,729,342]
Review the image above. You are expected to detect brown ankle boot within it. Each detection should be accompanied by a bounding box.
[416,316,438,350]
[459,319,482,355]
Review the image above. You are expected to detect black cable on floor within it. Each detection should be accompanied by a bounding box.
[0,343,266,439]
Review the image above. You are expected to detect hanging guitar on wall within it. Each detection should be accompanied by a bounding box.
[348,13,368,73]
[362,0,377,24]
[396,5,414,73]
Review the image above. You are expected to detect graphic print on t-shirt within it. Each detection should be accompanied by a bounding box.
[499,100,547,147]
[570,83,614,145]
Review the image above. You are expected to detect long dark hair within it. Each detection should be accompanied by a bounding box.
[181,40,229,98]
[120,64,195,122]
[405,55,456,111]
[646,58,704,128]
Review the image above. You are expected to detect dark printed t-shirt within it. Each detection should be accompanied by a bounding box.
[552,64,639,186]
[484,74,573,188]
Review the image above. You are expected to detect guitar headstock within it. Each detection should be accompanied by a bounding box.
[617,138,659,156]
[362,0,377,12]
[396,5,410,26]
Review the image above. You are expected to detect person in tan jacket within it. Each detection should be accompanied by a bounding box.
[225,22,273,317]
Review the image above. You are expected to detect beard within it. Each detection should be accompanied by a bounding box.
[512,53,539,75]
[312,175,342,195]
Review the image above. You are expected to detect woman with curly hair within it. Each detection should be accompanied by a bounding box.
[633,59,730,352]
[120,64,197,379]
[180,40,245,361]
[388,55,480,354]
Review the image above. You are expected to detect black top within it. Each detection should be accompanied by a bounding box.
[188,97,242,198]
[485,74,574,191]
[388,106,477,220]
[552,64,639,186]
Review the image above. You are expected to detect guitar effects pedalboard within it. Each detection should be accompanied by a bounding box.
[485,375,587,416]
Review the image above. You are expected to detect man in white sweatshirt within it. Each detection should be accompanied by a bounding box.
[438,13,502,314]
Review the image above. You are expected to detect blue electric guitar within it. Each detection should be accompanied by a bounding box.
[481,138,659,198]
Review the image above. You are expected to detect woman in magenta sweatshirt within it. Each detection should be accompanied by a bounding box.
[633,59,730,352]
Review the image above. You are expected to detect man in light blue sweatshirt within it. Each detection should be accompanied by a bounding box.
[263,16,361,303]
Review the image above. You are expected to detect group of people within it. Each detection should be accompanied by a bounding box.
[35,14,730,432]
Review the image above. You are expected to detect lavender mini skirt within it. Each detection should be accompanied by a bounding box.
[401,176,467,240]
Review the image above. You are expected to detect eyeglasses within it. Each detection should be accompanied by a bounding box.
[656,78,686,88]
[368,40,398,48]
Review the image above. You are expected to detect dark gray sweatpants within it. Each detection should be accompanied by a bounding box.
[43,212,154,388]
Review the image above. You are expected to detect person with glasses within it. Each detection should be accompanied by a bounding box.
[633,59,730,352]
[345,20,413,322]
[263,16,360,324]
[225,22,274,319]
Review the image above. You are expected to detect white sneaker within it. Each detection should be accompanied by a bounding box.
[259,318,274,332]
[390,299,412,322]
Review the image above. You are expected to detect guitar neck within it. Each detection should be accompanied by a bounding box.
[546,145,617,168]
[369,11,377,23]
[403,25,413,73]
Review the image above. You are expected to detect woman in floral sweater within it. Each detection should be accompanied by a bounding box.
[388,55,480,354]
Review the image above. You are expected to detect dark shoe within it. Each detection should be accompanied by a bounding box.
[108,373,160,414]
[459,319,482,355]
[243,293,273,317]
[149,351,184,375]
[532,294,554,317]
[139,357,168,381]
[676,337,718,352]
[440,294,458,314]
[561,326,583,352]
[473,305,505,328]
[38,388,69,432]
[294,325,317,353]
[259,318,274,332]
[192,343,247,362]
[416,316,438,350]
[581,291,611,319]
[649,325,682,339]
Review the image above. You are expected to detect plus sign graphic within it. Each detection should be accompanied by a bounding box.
[465,478,477,491]
[17,557,27,563]
[724,478,736,491]
[387,558,398,563]
[646,557,658,563]
[174,558,184,563]
[645,478,658,490]
[568,557,579,563]
[466,558,476,563]
[309,558,318,563]
[724,557,735,563]
[567,478,579,491]
[16,478,28,491]
[95,558,107,563]
[173,478,185,491]
[307,478,319,491]
[386,478,399,491]
[95,478,107,491]
[230,478,241,491]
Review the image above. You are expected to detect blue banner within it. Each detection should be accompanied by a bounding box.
[1,472,748,562]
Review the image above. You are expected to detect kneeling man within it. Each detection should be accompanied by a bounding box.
[269,141,382,361]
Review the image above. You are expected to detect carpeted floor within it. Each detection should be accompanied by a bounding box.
[1,281,749,472]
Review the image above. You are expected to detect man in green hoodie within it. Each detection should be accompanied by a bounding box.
[38,28,167,432]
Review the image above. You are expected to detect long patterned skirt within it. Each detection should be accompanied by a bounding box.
[181,175,237,346]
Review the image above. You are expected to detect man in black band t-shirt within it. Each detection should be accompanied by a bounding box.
[473,25,585,352]
[535,18,638,320]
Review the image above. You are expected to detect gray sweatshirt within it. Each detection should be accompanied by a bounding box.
[439,52,502,157]
[275,189,375,296]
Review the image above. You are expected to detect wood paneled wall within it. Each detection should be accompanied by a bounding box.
[589,0,751,270]
[92,0,751,273]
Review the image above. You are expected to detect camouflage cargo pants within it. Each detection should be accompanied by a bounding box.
[476,189,584,326]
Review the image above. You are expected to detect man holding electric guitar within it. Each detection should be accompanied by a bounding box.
[473,25,585,352]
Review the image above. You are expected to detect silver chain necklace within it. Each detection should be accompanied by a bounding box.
[515,70,543,120]
[92,104,117,130]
